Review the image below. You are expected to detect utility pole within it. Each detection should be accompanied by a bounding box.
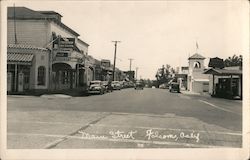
[128,58,133,71]
[136,67,138,80]
[14,3,17,44]
[112,41,121,81]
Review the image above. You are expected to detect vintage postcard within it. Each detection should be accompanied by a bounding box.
[0,0,249,160]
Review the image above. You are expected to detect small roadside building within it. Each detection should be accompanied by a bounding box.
[7,44,49,93]
[204,58,242,99]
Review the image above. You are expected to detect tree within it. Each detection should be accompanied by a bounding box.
[155,64,173,87]
[224,55,242,67]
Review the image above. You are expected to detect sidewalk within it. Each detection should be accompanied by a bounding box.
[40,94,72,99]
[180,90,201,95]
[180,90,211,98]
[7,87,88,97]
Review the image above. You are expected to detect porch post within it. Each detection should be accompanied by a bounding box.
[212,74,215,95]
[240,74,242,99]
[70,70,73,89]
[14,64,18,92]
[76,64,79,87]
[238,75,241,98]
[230,74,233,99]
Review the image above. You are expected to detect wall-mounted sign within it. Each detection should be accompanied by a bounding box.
[56,52,68,57]
[53,35,75,50]
[59,37,75,48]
[101,59,111,68]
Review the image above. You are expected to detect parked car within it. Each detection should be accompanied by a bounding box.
[134,81,144,90]
[103,81,113,92]
[119,81,125,89]
[102,81,109,93]
[88,81,106,95]
[111,81,122,90]
[159,83,170,89]
[169,82,180,93]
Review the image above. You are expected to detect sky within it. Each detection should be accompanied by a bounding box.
[6,1,248,79]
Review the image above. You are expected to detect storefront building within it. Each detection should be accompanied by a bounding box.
[204,66,242,99]
[7,7,89,93]
[7,44,49,93]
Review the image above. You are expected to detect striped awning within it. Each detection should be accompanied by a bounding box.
[7,52,34,65]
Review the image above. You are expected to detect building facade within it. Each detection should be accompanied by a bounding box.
[187,53,209,93]
[7,44,50,93]
[7,7,89,93]
[204,63,242,99]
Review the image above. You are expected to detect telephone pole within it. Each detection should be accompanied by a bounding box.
[136,67,138,80]
[14,3,17,44]
[112,41,121,81]
[128,58,133,71]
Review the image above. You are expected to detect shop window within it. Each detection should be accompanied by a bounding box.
[62,71,69,84]
[38,66,46,85]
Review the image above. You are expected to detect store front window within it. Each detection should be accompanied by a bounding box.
[38,66,46,85]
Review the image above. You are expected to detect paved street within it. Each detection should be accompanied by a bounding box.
[7,88,242,148]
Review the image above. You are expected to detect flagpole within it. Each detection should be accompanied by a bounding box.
[196,41,199,53]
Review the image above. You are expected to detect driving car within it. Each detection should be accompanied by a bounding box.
[134,81,144,90]
[169,82,180,93]
[87,81,106,95]
[111,81,121,90]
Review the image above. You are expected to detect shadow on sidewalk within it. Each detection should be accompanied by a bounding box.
[7,87,90,97]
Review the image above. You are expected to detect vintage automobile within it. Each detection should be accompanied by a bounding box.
[87,81,106,95]
[169,82,180,93]
[103,81,113,92]
[134,81,144,90]
[111,81,122,90]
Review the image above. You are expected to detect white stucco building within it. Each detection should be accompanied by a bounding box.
[7,7,89,93]
[187,53,210,93]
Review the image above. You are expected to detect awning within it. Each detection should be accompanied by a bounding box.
[204,68,242,75]
[7,52,34,65]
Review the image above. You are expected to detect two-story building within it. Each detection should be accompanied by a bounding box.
[7,6,89,93]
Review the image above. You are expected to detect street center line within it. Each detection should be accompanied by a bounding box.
[198,100,241,115]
